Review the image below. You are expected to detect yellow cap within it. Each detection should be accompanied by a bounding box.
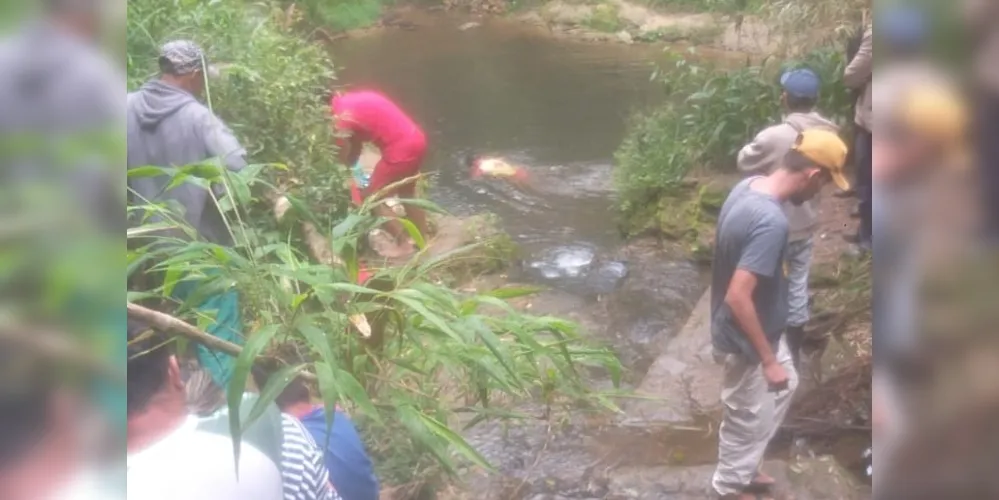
[791,129,850,191]
[897,85,969,169]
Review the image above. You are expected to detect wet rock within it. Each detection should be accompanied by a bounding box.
[625,289,723,425]
[604,239,703,376]
[525,244,596,281]
[607,457,866,500]
[583,260,628,294]
[615,30,633,44]
[459,21,481,30]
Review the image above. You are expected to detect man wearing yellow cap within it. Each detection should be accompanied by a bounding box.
[871,83,968,491]
[711,129,849,500]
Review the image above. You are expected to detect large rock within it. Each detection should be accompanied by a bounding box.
[607,457,867,500]
[624,288,723,425]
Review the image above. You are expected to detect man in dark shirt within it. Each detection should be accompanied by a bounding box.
[710,130,848,499]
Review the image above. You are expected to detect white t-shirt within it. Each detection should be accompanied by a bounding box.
[127,416,283,500]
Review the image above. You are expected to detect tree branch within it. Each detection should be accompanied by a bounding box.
[126,302,318,382]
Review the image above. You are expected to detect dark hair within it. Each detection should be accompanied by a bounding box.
[782,148,818,172]
[251,365,311,409]
[157,56,180,76]
[463,153,478,169]
[785,94,818,113]
[127,318,173,416]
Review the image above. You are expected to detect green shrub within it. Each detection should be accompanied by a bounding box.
[127,165,622,487]
[299,0,385,32]
[127,0,348,222]
[614,48,851,229]
[585,3,623,32]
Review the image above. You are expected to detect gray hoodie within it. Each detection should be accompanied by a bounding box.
[737,111,840,242]
[127,80,247,246]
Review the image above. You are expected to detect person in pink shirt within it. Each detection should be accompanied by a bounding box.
[331,90,429,257]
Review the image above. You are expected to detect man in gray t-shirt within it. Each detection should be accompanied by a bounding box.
[710,130,849,500]
[710,177,789,363]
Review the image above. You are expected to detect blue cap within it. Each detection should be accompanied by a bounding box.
[881,5,928,49]
[780,68,821,99]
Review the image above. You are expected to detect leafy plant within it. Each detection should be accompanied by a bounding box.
[127,163,622,485]
[614,47,851,232]
[127,0,347,226]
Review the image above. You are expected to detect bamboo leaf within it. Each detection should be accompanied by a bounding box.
[225,324,281,471]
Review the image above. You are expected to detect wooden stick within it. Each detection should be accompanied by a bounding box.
[126,302,318,382]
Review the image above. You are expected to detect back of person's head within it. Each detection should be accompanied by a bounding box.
[779,129,849,203]
[126,317,177,417]
[779,68,820,112]
[880,5,929,57]
[463,153,479,169]
[251,364,312,411]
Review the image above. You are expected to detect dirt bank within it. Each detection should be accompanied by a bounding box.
[515,0,778,51]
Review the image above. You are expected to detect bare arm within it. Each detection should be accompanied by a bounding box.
[336,134,363,169]
[725,269,778,366]
[844,26,873,89]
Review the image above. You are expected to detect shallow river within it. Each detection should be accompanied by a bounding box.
[332,16,869,497]
[332,13,674,281]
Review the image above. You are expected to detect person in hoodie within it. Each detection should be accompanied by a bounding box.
[126,40,247,389]
[736,68,840,382]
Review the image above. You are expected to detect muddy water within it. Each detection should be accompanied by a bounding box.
[332,13,666,253]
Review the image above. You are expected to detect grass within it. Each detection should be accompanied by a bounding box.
[302,0,385,31]
[639,0,764,14]
[583,2,623,32]
[633,23,723,43]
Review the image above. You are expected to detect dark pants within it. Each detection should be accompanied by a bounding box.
[978,92,999,242]
[855,127,873,244]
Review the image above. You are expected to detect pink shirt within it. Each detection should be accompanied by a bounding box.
[331,91,426,163]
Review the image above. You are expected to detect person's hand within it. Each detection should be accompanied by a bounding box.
[763,360,789,392]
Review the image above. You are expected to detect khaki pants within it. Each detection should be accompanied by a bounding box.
[712,338,798,496]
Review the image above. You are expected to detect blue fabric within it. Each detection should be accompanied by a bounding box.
[170,277,243,388]
[300,407,379,500]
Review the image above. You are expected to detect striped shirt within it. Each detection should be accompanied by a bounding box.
[281,414,341,500]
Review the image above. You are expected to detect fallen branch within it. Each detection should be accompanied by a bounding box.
[126,302,318,382]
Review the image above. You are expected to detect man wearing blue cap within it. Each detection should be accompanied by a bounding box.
[737,67,840,379]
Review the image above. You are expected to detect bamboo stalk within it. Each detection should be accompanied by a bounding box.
[126,302,318,382]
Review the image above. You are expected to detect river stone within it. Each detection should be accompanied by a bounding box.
[626,289,724,425]
[583,260,628,294]
[606,457,866,500]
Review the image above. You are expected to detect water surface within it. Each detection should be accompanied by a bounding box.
[333,15,668,261]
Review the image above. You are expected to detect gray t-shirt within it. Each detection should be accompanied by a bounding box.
[710,177,789,363]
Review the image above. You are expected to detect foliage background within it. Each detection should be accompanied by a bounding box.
[127,0,348,222]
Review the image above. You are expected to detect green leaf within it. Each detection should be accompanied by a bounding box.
[396,218,426,250]
[484,286,543,300]
[246,363,306,428]
[390,294,462,343]
[332,368,380,424]
[314,362,341,452]
[127,165,175,178]
[412,407,495,471]
[225,324,281,470]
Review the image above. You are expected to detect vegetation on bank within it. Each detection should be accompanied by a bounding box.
[126,0,620,492]
[613,48,853,239]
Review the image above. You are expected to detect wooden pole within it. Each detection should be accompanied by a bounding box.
[126,302,318,382]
